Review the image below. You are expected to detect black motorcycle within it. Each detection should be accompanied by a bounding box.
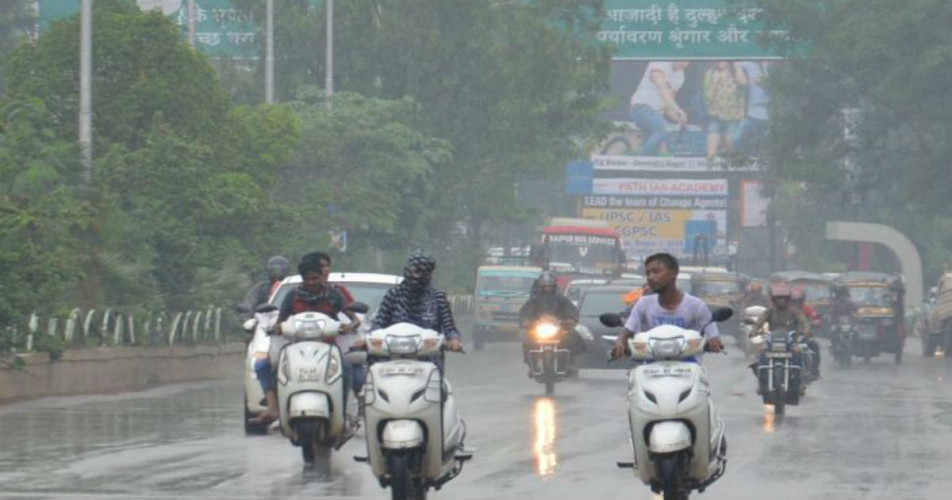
[757,330,804,415]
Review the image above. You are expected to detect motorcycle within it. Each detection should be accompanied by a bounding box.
[600,308,733,500]
[358,323,473,500]
[751,329,803,415]
[525,315,573,395]
[830,315,853,368]
[274,310,359,466]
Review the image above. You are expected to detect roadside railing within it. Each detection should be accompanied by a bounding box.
[2,307,238,357]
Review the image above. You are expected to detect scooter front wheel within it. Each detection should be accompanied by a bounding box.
[388,452,426,500]
[296,419,330,467]
[657,453,689,500]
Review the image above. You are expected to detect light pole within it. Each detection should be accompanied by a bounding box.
[265,0,275,103]
[187,0,196,47]
[325,0,334,111]
[79,0,93,184]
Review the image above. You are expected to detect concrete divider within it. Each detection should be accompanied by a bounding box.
[0,343,245,405]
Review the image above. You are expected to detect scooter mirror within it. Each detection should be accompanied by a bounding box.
[711,307,733,323]
[348,302,370,314]
[600,313,624,328]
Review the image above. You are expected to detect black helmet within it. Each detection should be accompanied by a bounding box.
[266,256,290,281]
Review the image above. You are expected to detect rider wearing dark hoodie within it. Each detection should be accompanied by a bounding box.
[372,251,464,353]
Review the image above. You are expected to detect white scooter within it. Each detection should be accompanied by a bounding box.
[242,305,278,434]
[274,310,356,466]
[601,308,733,500]
[357,323,473,500]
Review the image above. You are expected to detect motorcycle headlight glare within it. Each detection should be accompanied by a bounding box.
[387,335,421,355]
[535,322,559,340]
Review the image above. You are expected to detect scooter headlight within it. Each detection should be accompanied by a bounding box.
[387,335,421,355]
[649,337,684,358]
[534,322,559,340]
[325,353,341,384]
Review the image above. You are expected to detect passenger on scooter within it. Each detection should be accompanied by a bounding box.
[518,271,584,374]
[612,253,724,359]
[791,287,822,379]
[238,255,289,315]
[250,252,361,424]
[372,251,464,355]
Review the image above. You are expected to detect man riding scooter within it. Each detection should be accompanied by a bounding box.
[250,252,361,425]
[239,255,290,315]
[519,271,585,376]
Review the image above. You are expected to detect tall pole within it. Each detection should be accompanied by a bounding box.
[265,0,275,103]
[79,0,93,184]
[187,0,196,47]
[325,0,333,111]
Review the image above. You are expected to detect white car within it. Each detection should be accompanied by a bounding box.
[243,272,403,434]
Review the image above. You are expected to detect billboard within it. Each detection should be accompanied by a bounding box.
[36,0,322,60]
[594,0,780,165]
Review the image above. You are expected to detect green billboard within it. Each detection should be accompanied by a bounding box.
[598,0,784,60]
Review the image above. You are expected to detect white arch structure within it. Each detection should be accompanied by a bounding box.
[825,221,923,309]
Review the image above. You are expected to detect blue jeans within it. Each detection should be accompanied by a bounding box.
[630,104,668,155]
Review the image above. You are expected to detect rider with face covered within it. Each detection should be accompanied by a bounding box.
[372,251,464,353]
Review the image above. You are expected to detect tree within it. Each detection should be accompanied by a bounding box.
[740,0,952,277]
[3,0,300,312]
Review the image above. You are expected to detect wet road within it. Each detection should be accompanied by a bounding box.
[1,335,951,500]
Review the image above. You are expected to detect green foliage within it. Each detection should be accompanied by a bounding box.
[742,0,952,279]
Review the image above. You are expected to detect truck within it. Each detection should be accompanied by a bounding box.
[529,217,627,288]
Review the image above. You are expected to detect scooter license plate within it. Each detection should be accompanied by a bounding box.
[765,352,793,358]
[380,365,426,376]
[297,367,322,381]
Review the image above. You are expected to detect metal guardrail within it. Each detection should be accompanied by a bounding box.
[9,307,229,355]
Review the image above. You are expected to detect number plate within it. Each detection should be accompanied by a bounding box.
[297,367,322,381]
[380,365,426,376]
[765,352,793,358]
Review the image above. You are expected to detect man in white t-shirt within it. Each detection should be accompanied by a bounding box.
[629,61,691,155]
[612,252,724,358]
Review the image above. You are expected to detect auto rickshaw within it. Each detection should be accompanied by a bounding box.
[833,272,905,364]
[691,270,748,341]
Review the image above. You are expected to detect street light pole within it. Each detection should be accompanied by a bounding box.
[187,0,196,47]
[79,0,93,184]
[265,0,275,103]
[325,0,333,111]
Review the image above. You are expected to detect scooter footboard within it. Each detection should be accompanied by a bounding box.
[382,420,425,450]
